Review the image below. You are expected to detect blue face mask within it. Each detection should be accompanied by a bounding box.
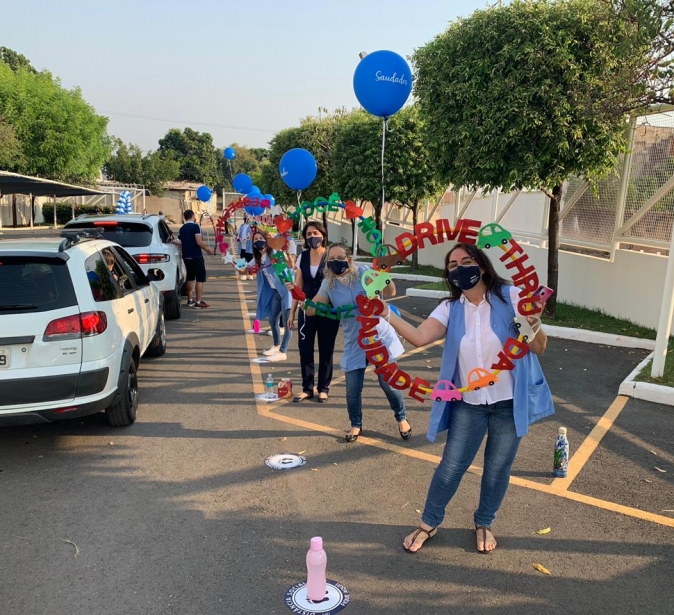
[307,236,323,250]
[448,265,481,291]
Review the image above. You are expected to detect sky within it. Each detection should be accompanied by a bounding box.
[2,0,492,152]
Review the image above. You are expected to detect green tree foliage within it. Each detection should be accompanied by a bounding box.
[105,140,180,195]
[219,143,268,191]
[158,127,219,186]
[0,47,36,73]
[0,117,25,169]
[0,62,110,182]
[413,0,657,315]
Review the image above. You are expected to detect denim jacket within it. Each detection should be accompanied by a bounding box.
[426,285,554,442]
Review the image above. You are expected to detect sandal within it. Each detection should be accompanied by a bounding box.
[345,428,362,442]
[317,392,328,403]
[403,526,437,553]
[475,525,497,554]
[293,392,313,403]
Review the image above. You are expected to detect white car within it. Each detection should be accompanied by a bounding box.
[0,231,166,427]
[65,214,186,319]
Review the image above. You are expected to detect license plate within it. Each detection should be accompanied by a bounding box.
[0,347,9,369]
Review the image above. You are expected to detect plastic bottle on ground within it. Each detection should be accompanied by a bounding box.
[306,536,327,602]
[266,374,275,399]
[552,427,569,478]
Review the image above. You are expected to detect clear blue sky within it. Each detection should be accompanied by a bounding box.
[3,0,492,151]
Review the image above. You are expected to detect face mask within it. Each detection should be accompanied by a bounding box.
[307,236,323,250]
[327,260,349,276]
[253,240,267,252]
[448,265,481,291]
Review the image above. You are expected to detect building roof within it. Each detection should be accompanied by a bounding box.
[0,171,105,197]
[164,181,204,191]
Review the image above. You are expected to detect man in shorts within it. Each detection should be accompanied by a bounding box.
[176,209,214,308]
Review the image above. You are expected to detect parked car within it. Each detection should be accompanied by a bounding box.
[0,231,166,427]
[466,367,498,391]
[65,214,185,319]
[372,244,404,272]
[477,223,512,250]
[361,269,392,298]
[432,380,462,403]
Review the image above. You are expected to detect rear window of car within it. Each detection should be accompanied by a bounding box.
[0,257,77,314]
[66,221,153,247]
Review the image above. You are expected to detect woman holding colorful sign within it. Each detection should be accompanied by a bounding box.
[302,243,412,442]
[287,222,340,403]
[251,230,294,362]
[383,243,553,554]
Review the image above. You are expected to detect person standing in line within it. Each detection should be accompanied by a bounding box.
[175,209,214,309]
[251,229,293,362]
[237,217,252,280]
[383,243,553,554]
[303,243,412,442]
[286,222,339,403]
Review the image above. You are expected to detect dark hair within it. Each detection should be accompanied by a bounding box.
[183,209,194,221]
[443,243,510,304]
[252,229,274,265]
[302,221,327,249]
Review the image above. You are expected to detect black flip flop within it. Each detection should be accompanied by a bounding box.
[404,526,437,553]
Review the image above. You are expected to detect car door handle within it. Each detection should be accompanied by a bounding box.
[128,308,135,314]
[144,298,149,304]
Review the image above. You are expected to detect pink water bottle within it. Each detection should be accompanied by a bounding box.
[305,536,327,602]
[253,319,260,333]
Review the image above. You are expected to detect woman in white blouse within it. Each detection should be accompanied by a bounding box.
[383,243,554,554]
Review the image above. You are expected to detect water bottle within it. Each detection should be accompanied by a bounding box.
[305,536,327,602]
[253,319,260,333]
[266,374,275,399]
[552,427,569,477]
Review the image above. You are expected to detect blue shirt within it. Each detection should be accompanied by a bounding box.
[178,221,203,259]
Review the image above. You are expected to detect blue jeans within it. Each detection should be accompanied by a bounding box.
[269,291,292,353]
[422,399,521,529]
[344,368,406,428]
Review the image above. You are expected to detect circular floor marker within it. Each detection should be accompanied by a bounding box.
[284,580,350,614]
[266,453,307,470]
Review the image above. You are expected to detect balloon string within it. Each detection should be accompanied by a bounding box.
[296,190,302,208]
[299,318,306,341]
[381,117,389,226]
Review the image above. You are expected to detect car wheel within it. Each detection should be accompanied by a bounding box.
[501,238,509,245]
[474,386,480,390]
[488,381,495,386]
[145,311,167,357]
[435,396,442,402]
[105,358,138,426]
[484,243,491,249]
[164,279,182,320]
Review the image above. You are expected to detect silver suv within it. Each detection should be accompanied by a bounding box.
[0,231,166,427]
[65,214,186,319]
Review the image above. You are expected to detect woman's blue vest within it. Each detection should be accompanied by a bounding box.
[255,254,292,320]
[426,286,554,442]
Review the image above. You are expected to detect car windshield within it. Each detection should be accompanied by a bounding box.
[67,221,153,248]
[0,257,77,314]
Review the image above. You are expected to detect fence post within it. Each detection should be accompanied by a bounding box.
[53,196,57,229]
[611,116,637,261]
[651,217,674,377]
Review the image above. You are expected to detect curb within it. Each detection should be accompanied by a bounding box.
[391,273,444,282]
[405,286,673,406]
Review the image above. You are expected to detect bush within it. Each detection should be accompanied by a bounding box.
[41,203,115,225]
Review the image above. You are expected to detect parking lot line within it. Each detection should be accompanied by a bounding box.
[237,282,674,529]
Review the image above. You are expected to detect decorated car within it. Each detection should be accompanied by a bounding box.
[432,380,462,403]
[467,367,498,391]
[477,223,512,250]
[372,244,404,272]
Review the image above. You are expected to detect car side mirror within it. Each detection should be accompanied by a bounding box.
[147,268,166,282]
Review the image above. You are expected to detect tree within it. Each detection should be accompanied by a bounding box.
[0,62,110,182]
[105,140,180,195]
[0,117,25,169]
[158,127,219,186]
[413,0,657,316]
[0,47,36,73]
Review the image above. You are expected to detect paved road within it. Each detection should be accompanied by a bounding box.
[0,245,672,614]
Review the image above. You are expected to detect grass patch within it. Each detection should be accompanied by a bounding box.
[418,281,448,292]
[393,264,444,277]
[634,338,674,386]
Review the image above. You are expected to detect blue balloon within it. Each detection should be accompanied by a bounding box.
[244,205,264,216]
[224,147,236,160]
[232,173,253,194]
[249,186,261,196]
[389,304,401,317]
[353,50,412,118]
[279,148,317,191]
[196,185,212,202]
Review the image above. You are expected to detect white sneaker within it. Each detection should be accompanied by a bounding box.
[267,330,273,337]
[266,352,287,362]
[263,346,281,356]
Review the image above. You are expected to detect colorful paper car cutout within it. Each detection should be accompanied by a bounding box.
[361,269,392,298]
[514,315,540,342]
[477,223,512,250]
[432,380,462,403]
[372,244,404,271]
[467,367,498,391]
